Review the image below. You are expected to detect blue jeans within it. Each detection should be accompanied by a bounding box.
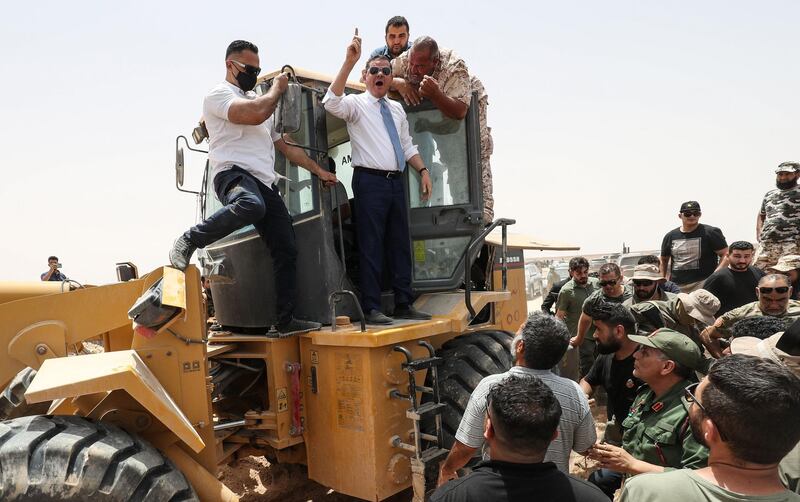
[588,468,623,499]
[184,167,297,324]
[352,169,413,312]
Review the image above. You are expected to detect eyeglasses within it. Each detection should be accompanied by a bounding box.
[759,286,790,294]
[229,60,261,76]
[368,66,392,76]
[599,279,618,287]
[684,382,728,441]
[681,211,701,217]
[633,280,655,287]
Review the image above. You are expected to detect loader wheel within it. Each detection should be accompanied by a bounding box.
[0,368,51,420]
[432,330,514,449]
[0,415,199,501]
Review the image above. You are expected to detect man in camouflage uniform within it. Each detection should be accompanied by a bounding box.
[391,36,494,222]
[754,161,800,270]
[586,329,708,497]
[630,289,720,348]
[700,274,800,357]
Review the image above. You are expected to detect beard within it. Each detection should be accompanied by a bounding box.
[635,287,657,301]
[777,179,798,190]
[596,338,622,355]
[689,411,708,447]
[730,262,750,271]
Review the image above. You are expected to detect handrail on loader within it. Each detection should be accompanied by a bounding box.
[463,218,516,319]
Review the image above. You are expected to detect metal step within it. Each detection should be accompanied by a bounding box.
[402,355,443,372]
[420,446,449,464]
[406,401,446,421]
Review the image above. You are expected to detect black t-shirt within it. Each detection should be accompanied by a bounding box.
[661,224,728,285]
[584,352,641,423]
[702,266,764,315]
[430,460,607,502]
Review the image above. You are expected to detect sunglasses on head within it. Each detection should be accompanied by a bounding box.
[681,211,701,217]
[368,66,392,76]
[633,280,654,287]
[229,59,261,76]
[599,279,618,287]
[759,286,790,294]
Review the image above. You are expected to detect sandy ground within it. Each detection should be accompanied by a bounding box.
[219,294,610,501]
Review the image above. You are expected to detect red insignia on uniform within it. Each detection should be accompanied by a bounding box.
[626,379,634,388]
[651,402,664,412]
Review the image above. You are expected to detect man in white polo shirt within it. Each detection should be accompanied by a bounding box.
[169,40,337,334]
[324,29,432,325]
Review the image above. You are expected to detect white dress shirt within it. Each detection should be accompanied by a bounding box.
[323,88,418,171]
[203,81,281,187]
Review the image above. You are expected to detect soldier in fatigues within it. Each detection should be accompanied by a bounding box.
[700,273,800,357]
[392,37,495,222]
[755,161,800,270]
[586,329,708,498]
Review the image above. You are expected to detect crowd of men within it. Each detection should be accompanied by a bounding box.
[146,9,800,499]
[435,163,800,500]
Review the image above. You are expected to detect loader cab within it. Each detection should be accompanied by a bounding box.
[193,68,486,330]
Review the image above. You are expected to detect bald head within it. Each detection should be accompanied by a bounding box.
[760,274,791,288]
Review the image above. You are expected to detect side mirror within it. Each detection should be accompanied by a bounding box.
[116,262,139,282]
[275,65,302,134]
[176,146,185,188]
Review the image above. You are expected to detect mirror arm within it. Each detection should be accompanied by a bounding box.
[175,135,202,195]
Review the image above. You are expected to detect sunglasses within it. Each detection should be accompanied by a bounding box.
[599,279,618,287]
[368,66,392,76]
[759,286,790,294]
[633,280,655,287]
[684,383,728,441]
[681,211,701,217]
[229,60,261,76]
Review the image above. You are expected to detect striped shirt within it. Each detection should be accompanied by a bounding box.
[454,366,596,473]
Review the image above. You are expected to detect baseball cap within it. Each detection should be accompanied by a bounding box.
[768,255,800,273]
[680,201,701,213]
[631,264,665,281]
[677,289,720,327]
[629,328,704,371]
[776,162,799,174]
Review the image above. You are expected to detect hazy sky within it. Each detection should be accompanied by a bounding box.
[1,1,797,283]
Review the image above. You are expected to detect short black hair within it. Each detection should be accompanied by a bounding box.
[730,316,787,340]
[637,255,660,266]
[225,40,258,59]
[703,354,800,463]
[488,375,562,455]
[584,299,636,334]
[598,263,621,277]
[569,257,589,271]
[365,54,391,69]
[48,255,58,262]
[729,241,755,252]
[520,311,569,369]
[385,15,409,34]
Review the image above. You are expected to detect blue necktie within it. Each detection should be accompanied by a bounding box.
[379,98,406,172]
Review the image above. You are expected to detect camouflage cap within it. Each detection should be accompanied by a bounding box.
[677,289,720,327]
[769,255,800,272]
[629,328,704,371]
[631,264,665,281]
[776,161,799,174]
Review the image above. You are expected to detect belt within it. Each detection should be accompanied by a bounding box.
[354,166,401,179]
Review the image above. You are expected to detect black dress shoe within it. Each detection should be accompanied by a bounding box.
[393,305,432,320]
[365,309,393,325]
[277,317,322,334]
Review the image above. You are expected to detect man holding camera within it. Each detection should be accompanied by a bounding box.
[40,255,67,281]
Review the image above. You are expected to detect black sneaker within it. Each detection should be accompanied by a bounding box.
[365,309,393,325]
[169,235,197,271]
[393,305,432,320]
[277,317,322,334]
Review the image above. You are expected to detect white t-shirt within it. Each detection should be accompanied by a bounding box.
[203,81,282,187]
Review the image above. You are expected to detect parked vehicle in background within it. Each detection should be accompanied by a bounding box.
[525,262,545,299]
[617,250,658,277]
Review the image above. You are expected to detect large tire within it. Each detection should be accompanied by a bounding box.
[0,368,51,420]
[0,415,198,501]
[433,330,514,449]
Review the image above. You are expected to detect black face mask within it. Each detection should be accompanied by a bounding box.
[234,68,257,92]
[776,179,798,190]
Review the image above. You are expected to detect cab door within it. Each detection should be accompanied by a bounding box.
[404,93,485,292]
